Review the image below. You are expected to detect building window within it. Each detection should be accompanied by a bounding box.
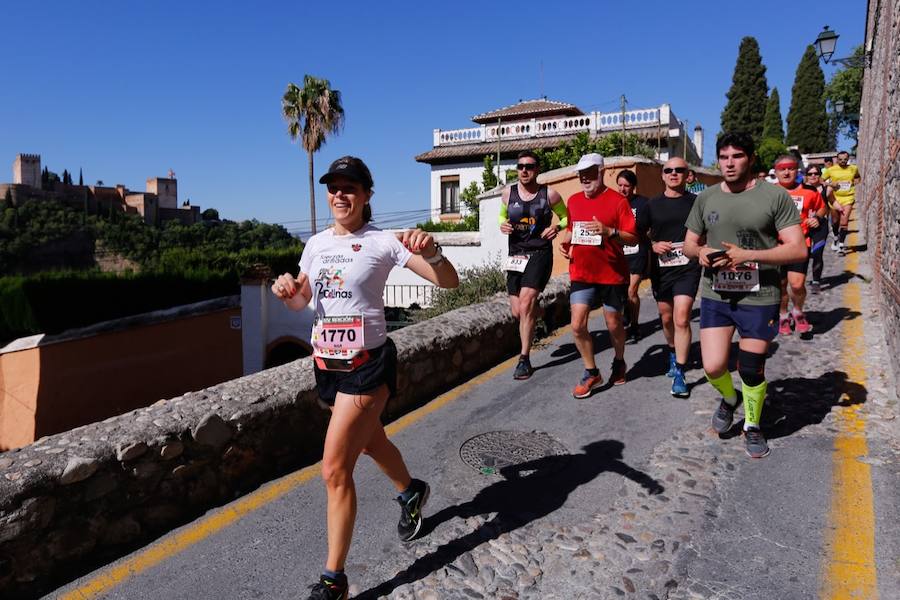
[440,176,460,214]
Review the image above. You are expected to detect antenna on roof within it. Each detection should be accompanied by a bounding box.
[540,60,544,99]
[168,168,176,179]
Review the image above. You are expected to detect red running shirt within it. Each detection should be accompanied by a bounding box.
[785,184,825,238]
[566,188,637,284]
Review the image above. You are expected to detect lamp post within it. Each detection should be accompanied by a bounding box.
[814,25,869,68]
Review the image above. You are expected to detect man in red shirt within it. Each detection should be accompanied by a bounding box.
[773,155,826,335]
[560,153,638,398]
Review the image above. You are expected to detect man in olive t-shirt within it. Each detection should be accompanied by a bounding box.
[683,132,806,459]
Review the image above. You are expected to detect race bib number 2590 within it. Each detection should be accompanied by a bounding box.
[572,222,603,245]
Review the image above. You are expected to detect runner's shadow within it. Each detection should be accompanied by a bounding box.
[802,308,861,338]
[720,371,866,441]
[821,270,867,291]
[354,440,664,599]
[538,331,611,372]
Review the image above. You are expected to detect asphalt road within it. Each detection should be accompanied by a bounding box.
[50,249,900,599]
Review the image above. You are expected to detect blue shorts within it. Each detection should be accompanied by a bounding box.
[699,298,779,341]
[570,282,627,312]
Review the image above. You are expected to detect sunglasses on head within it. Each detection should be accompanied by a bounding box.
[517,163,538,171]
[663,167,687,174]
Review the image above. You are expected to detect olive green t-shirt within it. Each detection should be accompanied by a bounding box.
[685,180,800,306]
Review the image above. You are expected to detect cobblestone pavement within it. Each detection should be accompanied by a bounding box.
[350,246,900,600]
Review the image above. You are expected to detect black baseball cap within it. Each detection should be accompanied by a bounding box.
[319,156,374,189]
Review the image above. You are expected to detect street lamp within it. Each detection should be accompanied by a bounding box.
[814,26,839,63]
[814,25,869,68]
[834,99,845,114]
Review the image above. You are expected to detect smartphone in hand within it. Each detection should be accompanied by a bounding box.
[706,250,727,264]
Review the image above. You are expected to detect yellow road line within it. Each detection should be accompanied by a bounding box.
[821,228,879,598]
[62,315,580,599]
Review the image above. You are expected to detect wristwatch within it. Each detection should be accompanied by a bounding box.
[424,243,444,265]
[611,228,619,239]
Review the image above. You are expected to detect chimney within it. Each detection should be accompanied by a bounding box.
[693,125,704,164]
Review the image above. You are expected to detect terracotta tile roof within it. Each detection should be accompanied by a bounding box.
[415,127,666,164]
[471,99,584,124]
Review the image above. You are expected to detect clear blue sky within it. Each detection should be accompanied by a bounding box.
[1,1,865,236]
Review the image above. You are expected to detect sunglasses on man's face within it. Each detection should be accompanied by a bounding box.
[663,167,687,174]
[517,163,538,171]
[807,171,821,176]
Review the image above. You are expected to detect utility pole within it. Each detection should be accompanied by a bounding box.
[620,95,627,156]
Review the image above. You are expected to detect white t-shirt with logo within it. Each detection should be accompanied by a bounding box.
[299,224,411,351]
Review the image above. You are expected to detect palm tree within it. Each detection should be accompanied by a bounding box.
[282,75,345,235]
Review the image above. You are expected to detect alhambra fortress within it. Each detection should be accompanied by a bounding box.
[0,153,200,226]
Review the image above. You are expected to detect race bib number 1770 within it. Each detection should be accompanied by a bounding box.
[312,315,364,355]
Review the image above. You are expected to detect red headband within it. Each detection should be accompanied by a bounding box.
[774,161,798,169]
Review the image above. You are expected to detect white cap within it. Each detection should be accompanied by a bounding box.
[575,153,604,172]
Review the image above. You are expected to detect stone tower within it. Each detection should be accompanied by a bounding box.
[146,176,177,209]
[13,154,41,188]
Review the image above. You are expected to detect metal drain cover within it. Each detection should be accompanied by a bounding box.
[459,430,570,477]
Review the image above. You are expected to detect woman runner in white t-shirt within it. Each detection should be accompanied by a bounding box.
[271,156,458,600]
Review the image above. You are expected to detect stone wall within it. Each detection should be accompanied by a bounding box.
[858,0,900,380]
[0,277,570,598]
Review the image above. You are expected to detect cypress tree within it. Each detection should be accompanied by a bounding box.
[762,88,785,142]
[78,168,83,186]
[720,37,769,141]
[786,45,831,152]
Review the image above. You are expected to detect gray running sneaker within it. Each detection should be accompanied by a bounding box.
[711,399,736,434]
[743,427,770,458]
[514,356,534,380]
[397,479,430,542]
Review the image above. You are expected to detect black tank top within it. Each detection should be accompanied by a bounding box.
[507,184,553,253]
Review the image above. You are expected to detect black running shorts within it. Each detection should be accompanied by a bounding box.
[314,338,397,406]
[506,248,553,295]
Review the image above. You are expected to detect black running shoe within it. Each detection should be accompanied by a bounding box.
[711,399,736,434]
[307,574,348,600]
[743,427,770,458]
[513,356,534,380]
[397,479,430,542]
[626,325,640,345]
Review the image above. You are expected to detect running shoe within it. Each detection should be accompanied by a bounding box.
[397,479,429,542]
[831,239,840,252]
[779,316,793,336]
[513,355,534,380]
[626,325,640,345]
[838,243,848,256]
[711,399,736,434]
[743,427,770,458]
[809,281,821,295]
[610,358,627,386]
[307,574,349,600]
[793,312,812,334]
[573,370,604,398]
[666,351,677,378]
[671,366,689,398]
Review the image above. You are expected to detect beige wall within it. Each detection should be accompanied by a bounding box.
[0,308,242,451]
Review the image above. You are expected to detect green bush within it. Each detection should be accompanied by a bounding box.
[416,215,479,232]
[414,261,505,321]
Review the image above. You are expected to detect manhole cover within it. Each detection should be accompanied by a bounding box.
[459,430,570,477]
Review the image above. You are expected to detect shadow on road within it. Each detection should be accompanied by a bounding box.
[801,307,861,338]
[821,269,869,292]
[355,439,664,599]
[719,371,866,441]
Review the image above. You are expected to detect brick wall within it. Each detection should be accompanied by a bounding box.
[858,0,900,379]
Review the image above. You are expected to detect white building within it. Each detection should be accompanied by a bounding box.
[415,98,704,224]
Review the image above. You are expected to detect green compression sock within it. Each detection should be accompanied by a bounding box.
[741,378,767,428]
[706,371,737,406]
